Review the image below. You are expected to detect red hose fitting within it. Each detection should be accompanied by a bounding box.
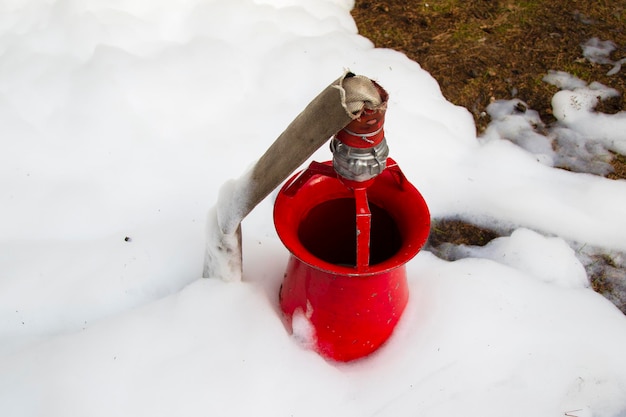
[331,81,389,185]
[335,81,388,148]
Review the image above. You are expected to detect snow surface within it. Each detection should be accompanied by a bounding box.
[582,37,626,76]
[1,0,626,416]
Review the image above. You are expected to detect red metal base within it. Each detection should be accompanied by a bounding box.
[279,256,409,361]
[274,159,430,361]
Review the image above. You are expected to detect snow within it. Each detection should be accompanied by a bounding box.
[291,301,317,350]
[1,0,626,416]
[582,37,626,76]
[482,72,621,176]
[546,72,626,155]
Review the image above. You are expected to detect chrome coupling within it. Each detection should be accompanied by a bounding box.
[330,137,389,182]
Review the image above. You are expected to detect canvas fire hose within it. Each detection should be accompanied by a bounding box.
[203,72,384,281]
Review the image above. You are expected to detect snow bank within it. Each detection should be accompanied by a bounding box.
[1,1,626,416]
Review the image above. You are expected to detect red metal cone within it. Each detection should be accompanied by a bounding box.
[274,159,430,361]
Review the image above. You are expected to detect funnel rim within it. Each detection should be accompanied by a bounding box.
[274,163,431,276]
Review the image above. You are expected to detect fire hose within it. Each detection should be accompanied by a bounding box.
[203,72,384,281]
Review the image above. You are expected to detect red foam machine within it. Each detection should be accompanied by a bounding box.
[274,83,430,361]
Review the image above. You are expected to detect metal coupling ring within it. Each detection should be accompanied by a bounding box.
[330,137,389,182]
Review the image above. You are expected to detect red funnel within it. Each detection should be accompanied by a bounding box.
[274,159,430,361]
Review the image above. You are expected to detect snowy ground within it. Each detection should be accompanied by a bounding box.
[1,1,626,416]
